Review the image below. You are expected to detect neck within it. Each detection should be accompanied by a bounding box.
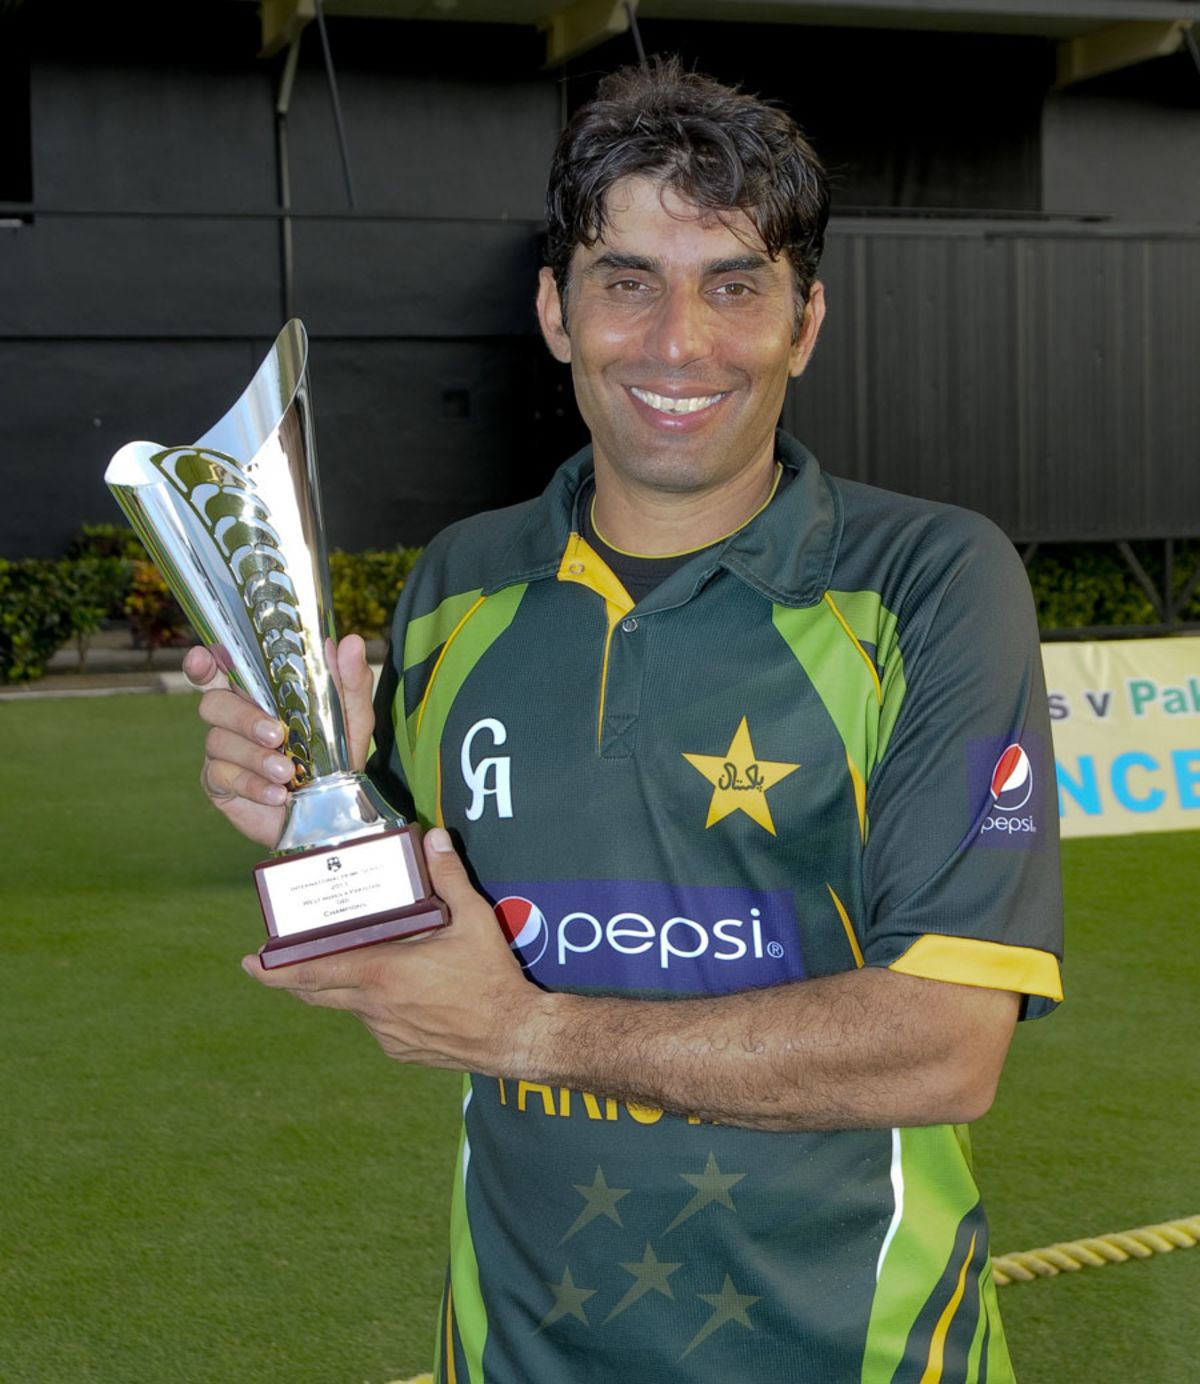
[590,454,780,557]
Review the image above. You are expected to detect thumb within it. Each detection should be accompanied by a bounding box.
[422,827,479,910]
[334,633,376,771]
[182,644,228,693]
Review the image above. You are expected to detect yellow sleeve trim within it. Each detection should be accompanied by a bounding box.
[888,934,1063,1002]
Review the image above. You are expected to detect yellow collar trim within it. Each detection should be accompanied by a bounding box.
[556,533,635,617]
[590,462,784,560]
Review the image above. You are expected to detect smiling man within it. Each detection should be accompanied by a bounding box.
[537,174,823,554]
[190,58,1062,1383]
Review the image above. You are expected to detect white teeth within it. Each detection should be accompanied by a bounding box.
[631,388,724,415]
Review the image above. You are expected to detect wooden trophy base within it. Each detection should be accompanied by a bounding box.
[253,826,449,970]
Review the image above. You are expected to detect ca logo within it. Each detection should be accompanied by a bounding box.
[461,717,513,821]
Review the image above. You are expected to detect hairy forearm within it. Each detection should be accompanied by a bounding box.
[510,968,1018,1133]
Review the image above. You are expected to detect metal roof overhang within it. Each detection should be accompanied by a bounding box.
[257,0,1200,83]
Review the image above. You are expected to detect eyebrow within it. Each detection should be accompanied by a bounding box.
[584,252,659,276]
[706,255,771,274]
[583,251,772,277]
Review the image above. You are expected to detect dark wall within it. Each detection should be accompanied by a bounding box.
[0,5,32,206]
[2,5,1198,558]
[1043,50,1200,224]
[1,6,572,557]
[789,224,1200,540]
[568,21,1051,213]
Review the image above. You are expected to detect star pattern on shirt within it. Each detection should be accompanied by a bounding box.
[537,1266,597,1330]
[561,1166,632,1243]
[664,1152,747,1234]
[682,716,799,835]
[603,1242,684,1323]
[680,1274,761,1359]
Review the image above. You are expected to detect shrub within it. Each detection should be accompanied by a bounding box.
[64,523,144,619]
[124,560,191,664]
[329,547,423,643]
[1026,541,1200,631]
[65,522,147,563]
[0,558,75,683]
[1026,546,1154,630]
[60,557,137,668]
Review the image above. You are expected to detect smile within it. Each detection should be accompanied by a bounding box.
[629,387,728,416]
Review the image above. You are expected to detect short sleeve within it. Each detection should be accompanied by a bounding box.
[860,514,1063,1019]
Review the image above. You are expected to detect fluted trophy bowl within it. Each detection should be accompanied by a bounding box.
[105,320,448,965]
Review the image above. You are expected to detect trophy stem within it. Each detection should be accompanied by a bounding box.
[276,771,407,855]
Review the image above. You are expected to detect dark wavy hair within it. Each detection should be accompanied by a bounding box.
[545,57,830,327]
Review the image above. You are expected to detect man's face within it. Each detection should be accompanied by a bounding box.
[537,175,824,504]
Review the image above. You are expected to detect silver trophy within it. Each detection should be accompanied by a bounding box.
[105,319,448,967]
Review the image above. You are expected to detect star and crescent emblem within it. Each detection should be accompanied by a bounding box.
[683,716,800,836]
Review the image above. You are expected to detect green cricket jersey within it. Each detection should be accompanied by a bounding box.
[369,432,1063,1383]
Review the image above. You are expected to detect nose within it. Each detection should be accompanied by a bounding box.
[642,286,713,368]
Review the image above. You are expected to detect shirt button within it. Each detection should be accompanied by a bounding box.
[621,617,638,633]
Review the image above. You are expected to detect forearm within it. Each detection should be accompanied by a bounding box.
[512,968,1019,1133]
[246,838,1020,1134]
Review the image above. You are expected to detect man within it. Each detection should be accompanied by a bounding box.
[190,59,1062,1383]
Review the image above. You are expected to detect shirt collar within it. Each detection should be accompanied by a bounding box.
[483,429,842,610]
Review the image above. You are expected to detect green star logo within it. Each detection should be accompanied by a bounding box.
[681,1274,761,1359]
[604,1242,684,1323]
[664,1152,746,1234]
[537,1266,597,1330]
[561,1166,632,1243]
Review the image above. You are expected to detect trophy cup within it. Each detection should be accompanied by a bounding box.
[105,320,449,967]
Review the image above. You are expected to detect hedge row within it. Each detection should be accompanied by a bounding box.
[1026,541,1200,630]
[0,525,423,684]
[4,526,1200,685]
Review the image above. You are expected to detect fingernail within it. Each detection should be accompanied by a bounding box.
[240,956,260,976]
[264,784,287,806]
[255,719,283,745]
[426,826,454,853]
[267,756,293,782]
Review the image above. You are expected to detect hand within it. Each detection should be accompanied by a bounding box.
[184,634,377,849]
[240,828,539,1073]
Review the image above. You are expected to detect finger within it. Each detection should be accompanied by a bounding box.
[422,827,480,911]
[201,751,290,809]
[240,952,367,1006]
[336,634,376,771]
[182,645,225,693]
[199,687,285,748]
[204,725,292,782]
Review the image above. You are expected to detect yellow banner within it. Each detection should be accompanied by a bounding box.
[1042,637,1200,838]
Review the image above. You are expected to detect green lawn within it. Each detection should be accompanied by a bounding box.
[1,694,460,1383]
[973,830,1200,1384]
[2,694,1196,1382]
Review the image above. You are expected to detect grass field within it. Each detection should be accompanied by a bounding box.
[2,693,1197,1382]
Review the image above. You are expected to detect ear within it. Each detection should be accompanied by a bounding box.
[789,280,826,378]
[536,266,572,364]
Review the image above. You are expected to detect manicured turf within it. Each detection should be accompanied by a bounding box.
[2,693,1196,1381]
[973,830,1200,1384]
[1,694,461,1383]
